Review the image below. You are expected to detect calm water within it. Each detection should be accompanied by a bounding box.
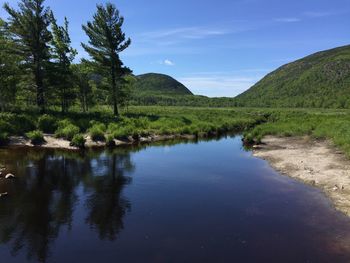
[1,136,350,263]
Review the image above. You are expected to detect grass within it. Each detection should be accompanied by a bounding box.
[243,109,350,157]
[26,130,45,145]
[55,119,80,141]
[70,134,86,148]
[88,122,106,141]
[2,106,350,157]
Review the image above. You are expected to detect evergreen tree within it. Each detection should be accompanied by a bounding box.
[50,12,77,113]
[4,0,52,113]
[118,75,136,111]
[71,62,95,112]
[82,3,131,116]
[0,18,20,111]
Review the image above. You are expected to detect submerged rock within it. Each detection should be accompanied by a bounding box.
[0,192,8,198]
[5,173,15,179]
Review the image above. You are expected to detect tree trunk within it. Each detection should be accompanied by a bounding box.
[35,60,45,113]
[111,67,118,116]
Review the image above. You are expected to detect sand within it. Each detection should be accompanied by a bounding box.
[6,134,197,150]
[253,136,350,216]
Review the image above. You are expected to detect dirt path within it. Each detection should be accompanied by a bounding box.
[253,136,350,216]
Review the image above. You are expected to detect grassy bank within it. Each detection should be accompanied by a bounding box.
[0,106,266,147]
[244,109,350,157]
[2,106,350,155]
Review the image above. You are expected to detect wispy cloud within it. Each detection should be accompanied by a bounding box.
[162,59,175,66]
[274,9,346,24]
[274,17,301,23]
[141,26,229,41]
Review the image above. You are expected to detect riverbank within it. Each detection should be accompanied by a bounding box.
[5,133,198,150]
[253,136,350,216]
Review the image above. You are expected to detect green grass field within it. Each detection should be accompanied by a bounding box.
[1,106,350,156]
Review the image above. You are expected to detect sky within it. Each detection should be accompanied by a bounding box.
[1,0,350,97]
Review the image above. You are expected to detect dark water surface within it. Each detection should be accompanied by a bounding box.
[1,136,350,263]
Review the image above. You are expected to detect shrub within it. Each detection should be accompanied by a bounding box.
[0,120,13,134]
[38,114,57,133]
[106,134,116,147]
[0,132,9,145]
[70,134,86,148]
[26,130,45,145]
[12,114,36,134]
[55,120,80,141]
[89,123,106,141]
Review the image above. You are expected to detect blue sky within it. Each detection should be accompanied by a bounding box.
[1,0,350,97]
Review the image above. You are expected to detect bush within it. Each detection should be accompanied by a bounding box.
[0,132,9,145]
[106,134,116,147]
[0,120,13,134]
[38,114,57,133]
[70,134,86,148]
[26,130,45,145]
[88,123,106,142]
[55,120,80,141]
[12,114,36,134]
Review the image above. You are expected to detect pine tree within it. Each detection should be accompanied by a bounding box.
[0,18,20,111]
[82,3,131,116]
[71,62,95,113]
[4,0,52,113]
[50,12,77,113]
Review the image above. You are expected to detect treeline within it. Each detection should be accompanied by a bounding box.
[0,0,133,116]
[130,95,240,108]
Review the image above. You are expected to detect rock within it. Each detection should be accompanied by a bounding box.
[333,185,339,191]
[0,192,8,198]
[5,173,15,179]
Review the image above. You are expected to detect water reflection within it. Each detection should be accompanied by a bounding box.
[2,135,350,263]
[0,147,134,262]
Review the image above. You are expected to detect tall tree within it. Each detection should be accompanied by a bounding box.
[0,18,20,111]
[50,13,77,113]
[82,3,131,116]
[71,62,95,113]
[4,0,52,113]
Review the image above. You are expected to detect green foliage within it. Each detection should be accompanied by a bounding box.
[106,134,116,147]
[88,122,106,141]
[82,2,131,116]
[0,113,35,135]
[235,45,350,109]
[70,134,86,148]
[55,119,80,140]
[50,12,77,113]
[0,132,9,145]
[134,73,193,96]
[242,109,350,157]
[26,130,45,145]
[38,114,57,133]
[4,0,52,112]
[71,62,95,112]
[0,18,20,111]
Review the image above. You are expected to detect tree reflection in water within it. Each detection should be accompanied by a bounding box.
[0,147,134,262]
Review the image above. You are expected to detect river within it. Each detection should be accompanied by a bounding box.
[0,136,350,262]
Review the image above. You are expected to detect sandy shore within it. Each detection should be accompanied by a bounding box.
[253,136,350,216]
[5,134,197,150]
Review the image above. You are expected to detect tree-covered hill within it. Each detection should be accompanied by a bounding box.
[235,45,350,108]
[134,73,193,96]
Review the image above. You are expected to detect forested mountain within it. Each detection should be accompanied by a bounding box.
[235,45,350,108]
[134,73,193,96]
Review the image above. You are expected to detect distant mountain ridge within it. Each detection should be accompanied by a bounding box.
[134,73,193,96]
[235,45,350,108]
